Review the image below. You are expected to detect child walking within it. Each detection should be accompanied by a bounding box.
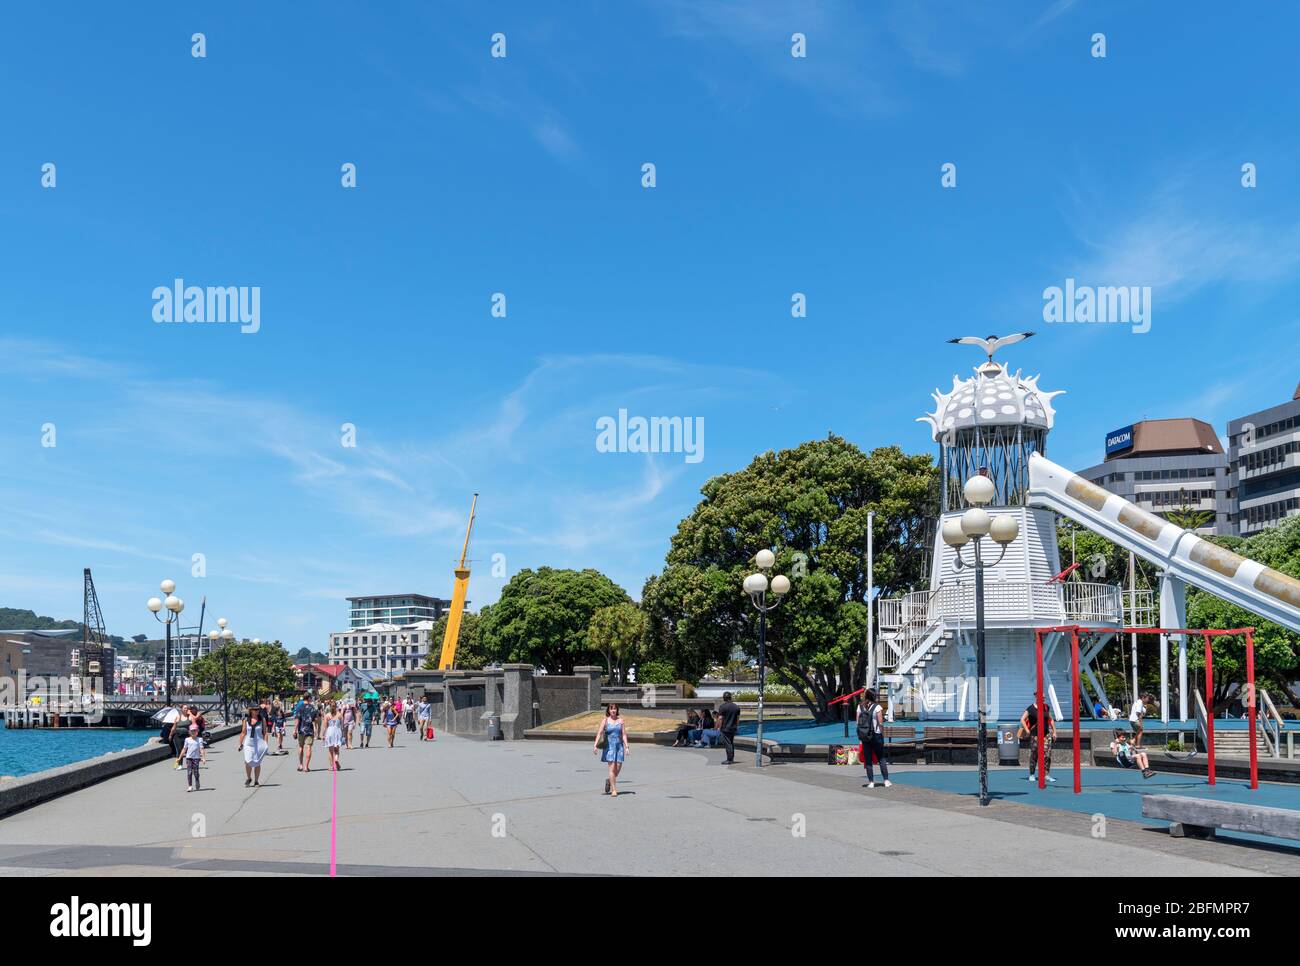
[182,723,205,792]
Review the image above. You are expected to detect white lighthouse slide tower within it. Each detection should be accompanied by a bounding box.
[878,337,1300,724]
[878,341,1131,722]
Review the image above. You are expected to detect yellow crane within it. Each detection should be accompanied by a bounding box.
[437,493,478,669]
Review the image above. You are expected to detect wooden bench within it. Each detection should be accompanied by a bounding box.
[923,726,985,765]
[1142,794,1300,841]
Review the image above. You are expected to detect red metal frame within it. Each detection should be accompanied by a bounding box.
[1032,625,1257,793]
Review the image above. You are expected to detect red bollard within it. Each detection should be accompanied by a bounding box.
[1071,629,1081,794]
[1036,630,1046,790]
[1204,632,1215,787]
[1246,629,1257,790]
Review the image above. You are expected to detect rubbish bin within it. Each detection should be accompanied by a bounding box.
[997,726,1021,766]
[486,713,502,741]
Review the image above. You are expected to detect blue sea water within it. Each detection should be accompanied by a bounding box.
[0,727,155,778]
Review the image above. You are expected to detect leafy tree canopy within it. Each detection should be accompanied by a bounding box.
[421,608,490,670]
[644,436,938,719]
[479,568,630,674]
[189,640,297,704]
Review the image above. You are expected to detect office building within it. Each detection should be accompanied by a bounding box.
[327,620,437,676]
[1228,385,1300,536]
[1077,418,1232,535]
[346,594,451,629]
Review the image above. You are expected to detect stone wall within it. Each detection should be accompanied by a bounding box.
[398,666,603,739]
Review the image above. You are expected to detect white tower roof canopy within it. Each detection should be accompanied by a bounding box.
[918,362,1064,441]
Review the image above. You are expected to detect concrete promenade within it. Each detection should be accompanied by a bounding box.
[0,731,1290,876]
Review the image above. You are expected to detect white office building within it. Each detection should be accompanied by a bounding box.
[327,620,438,676]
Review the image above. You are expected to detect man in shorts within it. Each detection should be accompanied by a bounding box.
[360,698,376,749]
[296,693,319,772]
[1130,692,1152,748]
[417,696,432,741]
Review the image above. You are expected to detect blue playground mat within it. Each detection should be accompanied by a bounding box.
[892,766,1300,850]
[739,717,1297,746]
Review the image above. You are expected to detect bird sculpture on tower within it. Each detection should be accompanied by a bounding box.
[947,331,1035,363]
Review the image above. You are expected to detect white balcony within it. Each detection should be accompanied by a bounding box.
[878,580,1124,631]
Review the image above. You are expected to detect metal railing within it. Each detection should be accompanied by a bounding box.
[1260,688,1284,758]
[876,581,1124,671]
[879,581,1123,629]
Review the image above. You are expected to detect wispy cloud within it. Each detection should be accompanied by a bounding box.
[1062,178,1300,302]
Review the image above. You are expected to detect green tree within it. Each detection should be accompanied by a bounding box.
[587,602,645,684]
[479,568,631,673]
[645,436,938,720]
[1187,516,1300,708]
[421,608,489,670]
[189,640,297,705]
[1162,489,1215,532]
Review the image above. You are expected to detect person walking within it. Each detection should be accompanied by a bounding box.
[324,702,344,771]
[271,699,286,754]
[342,701,356,749]
[239,705,269,787]
[1020,701,1057,783]
[383,700,400,748]
[169,706,192,768]
[857,689,891,788]
[360,698,375,749]
[182,723,205,792]
[717,692,741,764]
[296,693,319,772]
[593,702,628,797]
[1130,692,1152,748]
[417,696,431,741]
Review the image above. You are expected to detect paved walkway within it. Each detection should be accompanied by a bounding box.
[0,732,1287,875]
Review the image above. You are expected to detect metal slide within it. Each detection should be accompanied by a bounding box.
[1027,453,1300,633]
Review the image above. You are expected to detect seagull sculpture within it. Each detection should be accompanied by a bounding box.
[947,331,1035,363]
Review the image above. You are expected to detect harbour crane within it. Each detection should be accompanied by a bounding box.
[437,493,478,669]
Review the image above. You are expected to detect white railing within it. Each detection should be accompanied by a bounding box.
[878,581,1123,630]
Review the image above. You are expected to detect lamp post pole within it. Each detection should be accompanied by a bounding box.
[744,550,790,768]
[944,473,1020,808]
[973,536,988,806]
[146,580,185,709]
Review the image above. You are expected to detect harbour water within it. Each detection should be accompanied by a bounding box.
[0,727,155,778]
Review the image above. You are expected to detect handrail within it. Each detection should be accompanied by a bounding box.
[1260,688,1283,758]
[1192,687,1209,754]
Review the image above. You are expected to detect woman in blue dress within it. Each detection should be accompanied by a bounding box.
[592,702,628,796]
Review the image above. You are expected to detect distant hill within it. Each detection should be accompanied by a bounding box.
[0,607,136,654]
[0,607,80,631]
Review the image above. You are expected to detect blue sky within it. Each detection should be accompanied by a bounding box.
[2,0,1299,649]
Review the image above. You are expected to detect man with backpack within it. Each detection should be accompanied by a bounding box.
[857,689,891,789]
[295,693,319,773]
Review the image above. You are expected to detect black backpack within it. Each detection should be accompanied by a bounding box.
[857,702,879,741]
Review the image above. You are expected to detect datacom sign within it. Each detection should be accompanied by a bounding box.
[1105,424,1135,456]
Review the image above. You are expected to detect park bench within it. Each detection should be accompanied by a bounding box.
[1142,794,1300,841]
[923,726,985,765]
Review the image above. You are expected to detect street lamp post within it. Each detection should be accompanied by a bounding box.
[146,580,185,708]
[942,474,1020,807]
[743,549,791,768]
[210,617,233,723]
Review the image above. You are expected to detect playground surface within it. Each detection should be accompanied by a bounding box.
[889,766,1300,850]
[741,716,1296,746]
